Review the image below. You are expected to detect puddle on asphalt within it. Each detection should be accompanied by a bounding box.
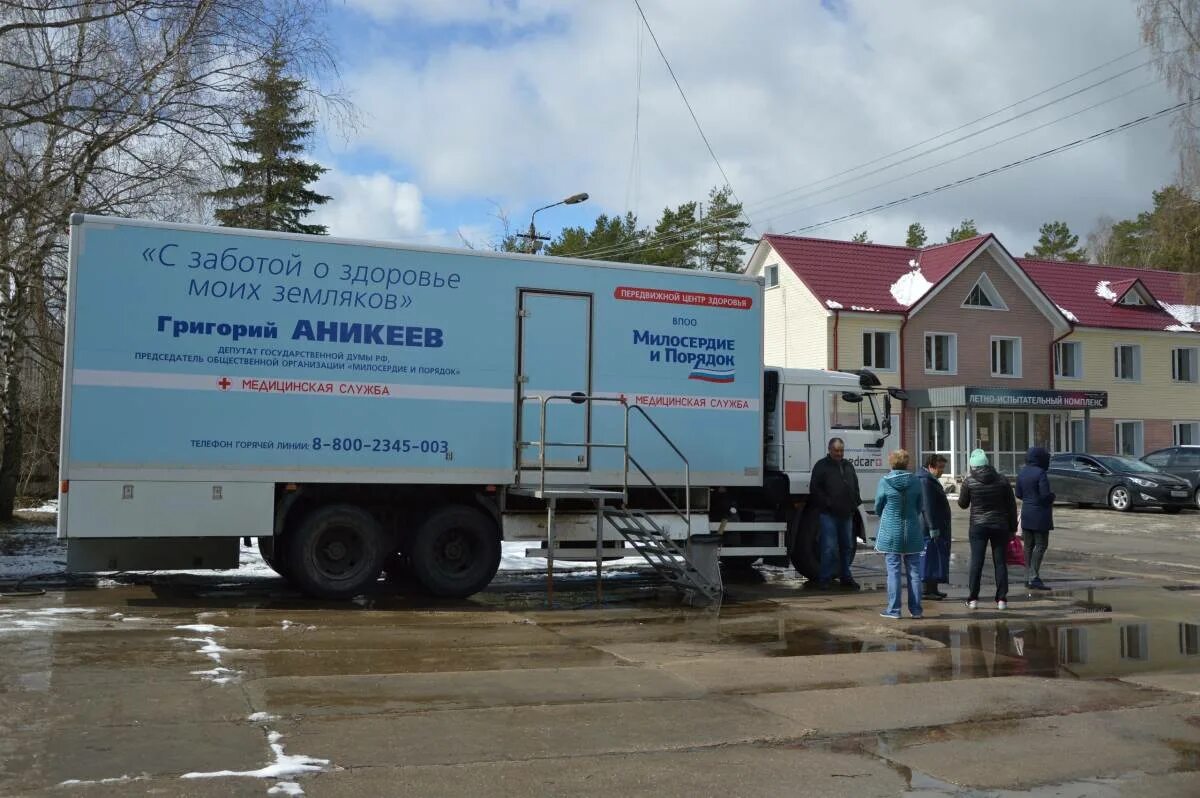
[902,614,1200,680]
[806,733,1181,797]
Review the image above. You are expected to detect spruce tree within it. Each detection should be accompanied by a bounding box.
[1026,221,1087,262]
[208,49,331,234]
[905,222,927,248]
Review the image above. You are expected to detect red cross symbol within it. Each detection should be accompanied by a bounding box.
[217,377,231,391]
[618,393,627,405]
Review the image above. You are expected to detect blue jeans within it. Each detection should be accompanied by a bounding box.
[884,553,923,617]
[818,513,854,583]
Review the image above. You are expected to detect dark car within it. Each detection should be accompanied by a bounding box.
[1048,453,1193,513]
[1142,446,1200,510]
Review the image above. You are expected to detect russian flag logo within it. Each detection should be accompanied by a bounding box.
[688,366,736,383]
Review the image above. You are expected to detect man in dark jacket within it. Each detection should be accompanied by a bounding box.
[810,437,862,590]
[958,448,1018,610]
[917,454,951,600]
[1016,446,1055,591]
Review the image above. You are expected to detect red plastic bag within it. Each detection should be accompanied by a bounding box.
[1005,535,1026,567]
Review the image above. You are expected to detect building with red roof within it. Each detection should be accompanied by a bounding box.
[746,233,1199,481]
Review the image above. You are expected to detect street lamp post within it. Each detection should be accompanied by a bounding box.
[518,192,589,254]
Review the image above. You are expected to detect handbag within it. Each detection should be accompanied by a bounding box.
[1005,535,1026,567]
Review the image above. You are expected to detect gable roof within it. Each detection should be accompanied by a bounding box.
[760,233,989,314]
[757,231,1200,333]
[1017,258,1200,333]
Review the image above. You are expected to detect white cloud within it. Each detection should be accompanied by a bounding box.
[332,0,1178,255]
[345,0,560,26]
[311,170,428,241]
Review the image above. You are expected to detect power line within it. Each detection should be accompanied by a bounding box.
[571,55,1158,261]
[755,78,1161,231]
[633,0,757,234]
[580,89,1180,264]
[624,9,643,217]
[783,98,1196,236]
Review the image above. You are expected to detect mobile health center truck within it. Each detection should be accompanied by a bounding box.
[60,215,897,600]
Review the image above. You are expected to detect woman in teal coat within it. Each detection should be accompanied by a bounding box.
[874,449,927,619]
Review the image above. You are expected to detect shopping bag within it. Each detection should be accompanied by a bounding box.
[1005,535,1026,567]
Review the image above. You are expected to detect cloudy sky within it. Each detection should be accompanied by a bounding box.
[305,0,1178,257]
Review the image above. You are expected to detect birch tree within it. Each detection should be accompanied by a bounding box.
[0,0,348,517]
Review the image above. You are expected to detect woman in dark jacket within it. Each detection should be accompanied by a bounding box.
[917,454,951,600]
[958,449,1018,610]
[1016,446,1055,591]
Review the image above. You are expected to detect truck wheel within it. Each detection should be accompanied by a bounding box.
[284,504,389,599]
[256,535,292,579]
[788,508,858,581]
[408,505,501,598]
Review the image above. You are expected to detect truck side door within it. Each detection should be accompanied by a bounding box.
[517,291,593,470]
[782,384,811,477]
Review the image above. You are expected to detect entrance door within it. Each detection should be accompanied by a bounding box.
[517,291,592,469]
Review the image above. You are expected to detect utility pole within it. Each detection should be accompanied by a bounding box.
[517,193,590,255]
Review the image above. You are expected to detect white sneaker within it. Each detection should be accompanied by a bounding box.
[997,601,1008,610]
[966,600,978,609]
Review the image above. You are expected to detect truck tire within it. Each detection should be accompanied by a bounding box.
[408,505,501,598]
[788,507,858,581]
[284,504,389,599]
[256,535,292,579]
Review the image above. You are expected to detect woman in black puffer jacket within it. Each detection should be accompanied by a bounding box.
[957,448,1018,611]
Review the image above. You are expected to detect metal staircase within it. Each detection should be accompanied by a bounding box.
[513,394,722,605]
[602,508,723,605]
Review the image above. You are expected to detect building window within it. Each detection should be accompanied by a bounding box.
[921,409,954,472]
[924,333,957,374]
[1175,421,1200,446]
[962,273,1007,310]
[1115,420,1144,458]
[990,337,1022,378]
[1058,627,1088,665]
[1072,419,1086,451]
[1181,623,1200,656]
[862,331,896,371]
[765,264,779,288]
[1120,624,1149,660]
[1055,341,1082,379]
[1172,347,1198,383]
[1114,344,1141,381]
[1119,291,1146,306]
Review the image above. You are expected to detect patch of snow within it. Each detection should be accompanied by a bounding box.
[1056,305,1078,323]
[499,542,644,571]
[176,624,226,633]
[59,775,147,787]
[850,305,877,312]
[269,783,305,796]
[1160,301,1200,330]
[25,607,93,615]
[280,620,317,631]
[109,613,124,619]
[182,731,329,782]
[825,299,843,309]
[1095,280,1116,301]
[0,520,65,580]
[249,712,279,723]
[1166,324,1194,332]
[176,635,232,664]
[889,268,933,307]
[23,499,58,513]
